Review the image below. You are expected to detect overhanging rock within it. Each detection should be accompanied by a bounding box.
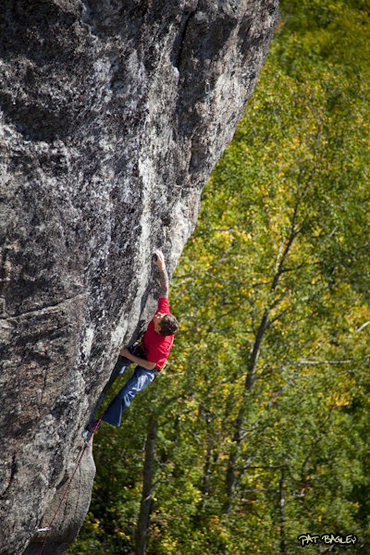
[0,1,279,553]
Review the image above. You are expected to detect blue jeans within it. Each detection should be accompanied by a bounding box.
[102,366,156,427]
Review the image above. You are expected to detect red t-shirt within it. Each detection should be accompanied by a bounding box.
[141,298,175,369]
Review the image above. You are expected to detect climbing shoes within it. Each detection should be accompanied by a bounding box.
[81,418,102,443]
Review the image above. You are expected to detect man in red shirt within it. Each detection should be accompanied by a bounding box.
[99,250,179,428]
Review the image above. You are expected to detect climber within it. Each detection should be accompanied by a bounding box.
[84,250,179,434]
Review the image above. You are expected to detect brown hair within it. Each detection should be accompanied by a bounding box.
[159,314,179,336]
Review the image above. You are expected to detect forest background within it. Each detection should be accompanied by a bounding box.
[68,1,369,553]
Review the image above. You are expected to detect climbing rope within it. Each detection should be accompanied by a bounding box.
[37,370,126,554]
[38,419,100,554]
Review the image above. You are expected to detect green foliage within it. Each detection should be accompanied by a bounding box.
[68,1,369,553]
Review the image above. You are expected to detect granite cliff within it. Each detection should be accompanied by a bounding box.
[0,1,279,553]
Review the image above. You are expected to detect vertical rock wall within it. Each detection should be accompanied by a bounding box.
[0,1,279,553]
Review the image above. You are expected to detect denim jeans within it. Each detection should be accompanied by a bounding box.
[102,366,156,427]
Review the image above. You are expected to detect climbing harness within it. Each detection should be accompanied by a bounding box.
[36,370,126,555]
[205,81,211,114]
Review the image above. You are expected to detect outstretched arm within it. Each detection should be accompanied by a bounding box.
[153,250,169,298]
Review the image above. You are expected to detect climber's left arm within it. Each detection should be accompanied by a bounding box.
[120,347,156,370]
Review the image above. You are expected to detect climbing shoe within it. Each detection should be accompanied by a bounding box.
[81,428,91,443]
[81,419,102,443]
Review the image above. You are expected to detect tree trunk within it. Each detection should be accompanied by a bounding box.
[222,212,300,515]
[279,468,287,554]
[222,313,268,514]
[199,412,214,508]
[135,416,158,555]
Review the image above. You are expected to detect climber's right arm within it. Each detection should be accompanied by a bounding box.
[153,249,169,298]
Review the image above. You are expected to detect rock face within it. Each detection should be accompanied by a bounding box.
[0,1,279,553]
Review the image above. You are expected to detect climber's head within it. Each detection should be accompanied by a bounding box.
[153,312,179,335]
